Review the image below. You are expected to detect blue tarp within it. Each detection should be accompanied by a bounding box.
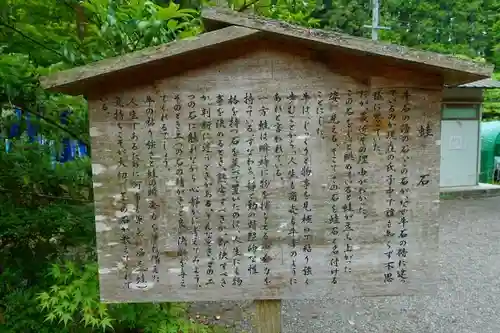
[3,107,88,165]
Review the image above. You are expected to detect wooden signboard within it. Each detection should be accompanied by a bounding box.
[40,9,492,307]
[89,52,442,302]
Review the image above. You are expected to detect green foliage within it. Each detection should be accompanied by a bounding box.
[223,0,321,27]
[1,0,202,67]
[0,0,77,66]
[37,262,113,332]
[483,72,500,121]
[313,0,371,35]
[37,261,224,333]
[0,53,89,146]
[71,0,202,64]
[0,141,92,202]
[262,0,322,27]
[0,1,215,332]
[0,140,220,332]
[0,147,95,332]
[0,282,50,333]
[1,0,500,331]
[230,0,500,117]
[227,0,500,71]
[0,0,203,148]
[0,53,37,108]
[0,142,94,268]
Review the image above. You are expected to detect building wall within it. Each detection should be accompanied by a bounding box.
[443,87,483,103]
[88,46,441,302]
[439,117,480,187]
[440,88,482,187]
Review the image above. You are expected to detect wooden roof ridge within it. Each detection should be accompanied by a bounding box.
[201,7,493,80]
[40,25,260,93]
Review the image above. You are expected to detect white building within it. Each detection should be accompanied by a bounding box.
[440,78,500,188]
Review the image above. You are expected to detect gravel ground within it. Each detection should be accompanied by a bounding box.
[190,196,500,333]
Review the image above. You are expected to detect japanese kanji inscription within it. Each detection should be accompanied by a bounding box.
[90,51,440,302]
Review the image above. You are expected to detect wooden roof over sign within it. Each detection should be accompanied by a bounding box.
[40,7,493,95]
[40,25,259,95]
[201,7,493,85]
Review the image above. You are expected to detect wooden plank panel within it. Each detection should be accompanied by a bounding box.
[91,49,440,303]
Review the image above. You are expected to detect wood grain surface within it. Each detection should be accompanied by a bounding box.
[91,47,440,303]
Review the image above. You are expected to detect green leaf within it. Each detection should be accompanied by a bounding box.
[37,292,50,302]
[50,264,64,279]
[100,317,114,331]
[155,2,188,21]
[100,23,109,35]
[96,302,109,317]
[73,289,83,304]
[107,13,117,26]
[167,19,178,30]
[54,304,66,317]
[45,311,57,323]
[39,299,50,311]
[57,289,69,299]
[137,20,150,31]
[58,312,73,326]
[65,260,76,276]
[168,324,179,333]
[68,301,79,313]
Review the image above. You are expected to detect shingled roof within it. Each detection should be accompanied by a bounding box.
[41,7,493,95]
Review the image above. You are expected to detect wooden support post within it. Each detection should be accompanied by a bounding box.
[254,300,282,333]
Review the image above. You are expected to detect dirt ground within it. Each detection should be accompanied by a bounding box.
[188,196,500,333]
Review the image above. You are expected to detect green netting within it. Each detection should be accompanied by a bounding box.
[480,121,500,183]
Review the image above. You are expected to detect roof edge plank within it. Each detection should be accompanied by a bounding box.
[454,78,500,89]
[201,7,494,84]
[40,25,260,94]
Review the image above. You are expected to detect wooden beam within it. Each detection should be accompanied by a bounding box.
[255,300,281,333]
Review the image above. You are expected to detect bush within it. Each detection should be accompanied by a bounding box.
[0,2,217,332]
[0,141,223,333]
[37,262,217,333]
